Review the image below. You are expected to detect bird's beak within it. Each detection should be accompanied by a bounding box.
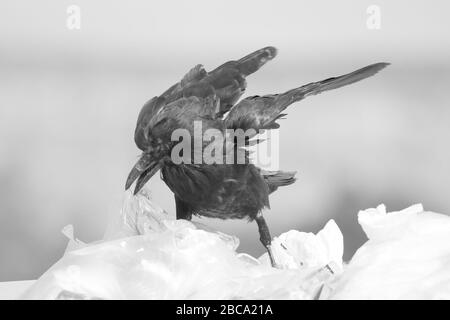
[125,153,161,195]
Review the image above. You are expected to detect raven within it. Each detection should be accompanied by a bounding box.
[125,47,388,267]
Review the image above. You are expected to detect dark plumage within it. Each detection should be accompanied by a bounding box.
[125,47,389,267]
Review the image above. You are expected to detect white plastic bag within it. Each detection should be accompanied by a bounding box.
[329,204,450,299]
[22,190,342,300]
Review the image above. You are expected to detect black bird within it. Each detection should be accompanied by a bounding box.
[125,47,388,267]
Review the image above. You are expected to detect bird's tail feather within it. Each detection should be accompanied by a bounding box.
[236,46,278,76]
[263,170,297,193]
[277,62,390,109]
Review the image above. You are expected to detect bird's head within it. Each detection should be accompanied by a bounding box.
[127,96,173,195]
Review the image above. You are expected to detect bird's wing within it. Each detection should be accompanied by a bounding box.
[161,46,278,117]
[148,96,219,132]
[148,96,227,161]
[202,46,277,117]
[134,47,278,150]
[225,62,389,134]
[160,64,209,101]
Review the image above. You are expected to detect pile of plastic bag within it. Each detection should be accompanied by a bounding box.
[328,204,450,299]
[21,190,450,299]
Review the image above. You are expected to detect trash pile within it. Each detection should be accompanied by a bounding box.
[329,204,450,299]
[22,191,450,299]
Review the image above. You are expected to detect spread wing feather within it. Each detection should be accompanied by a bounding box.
[134,47,277,150]
[225,62,389,133]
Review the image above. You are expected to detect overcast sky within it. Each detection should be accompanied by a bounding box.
[2,0,449,71]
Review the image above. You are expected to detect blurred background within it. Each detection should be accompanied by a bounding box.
[1,0,449,281]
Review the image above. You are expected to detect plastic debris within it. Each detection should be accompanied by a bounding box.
[22,190,341,299]
[21,191,450,299]
[258,220,343,271]
[328,204,450,299]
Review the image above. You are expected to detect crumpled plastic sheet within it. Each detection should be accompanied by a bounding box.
[21,191,450,299]
[328,204,450,299]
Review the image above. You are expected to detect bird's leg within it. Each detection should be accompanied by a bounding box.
[175,195,193,220]
[255,212,279,268]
